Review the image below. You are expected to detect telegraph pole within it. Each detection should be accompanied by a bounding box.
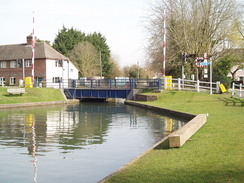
[99,51,102,78]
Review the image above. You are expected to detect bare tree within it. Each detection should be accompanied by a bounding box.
[123,64,147,79]
[68,41,100,77]
[226,20,244,48]
[235,1,244,39]
[107,54,123,78]
[145,0,240,78]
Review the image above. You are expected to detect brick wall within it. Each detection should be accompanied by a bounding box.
[35,59,46,79]
[0,59,46,85]
[135,94,158,101]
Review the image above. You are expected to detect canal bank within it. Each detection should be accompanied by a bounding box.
[0,88,80,109]
[99,91,244,183]
[0,99,80,109]
[99,100,207,183]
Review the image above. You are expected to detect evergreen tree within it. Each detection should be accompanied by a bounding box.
[86,32,112,78]
[53,26,86,56]
[53,27,112,78]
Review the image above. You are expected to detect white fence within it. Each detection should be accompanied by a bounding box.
[161,78,220,94]
[231,83,244,98]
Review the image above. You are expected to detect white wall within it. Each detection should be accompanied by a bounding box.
[66,61,79,80]
[46,60,78,80]
[46,59,62,80]
[45,59,78,88]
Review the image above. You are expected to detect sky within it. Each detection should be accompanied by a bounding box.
[0,0,151,68]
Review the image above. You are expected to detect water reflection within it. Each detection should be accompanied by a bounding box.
[0,102,187,183]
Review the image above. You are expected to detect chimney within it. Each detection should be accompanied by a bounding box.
[26,34,36,45]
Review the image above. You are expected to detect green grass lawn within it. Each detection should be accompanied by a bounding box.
[0,87,64,104]
[105,91,244,183]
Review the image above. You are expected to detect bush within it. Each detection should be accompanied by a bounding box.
[213,75,231,89]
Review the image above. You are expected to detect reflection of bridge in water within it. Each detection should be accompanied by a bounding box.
[64,79,162,100]
[0,103,187,182]
[65,103,187,134]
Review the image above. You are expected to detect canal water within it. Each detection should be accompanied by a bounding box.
[0,101,187,183]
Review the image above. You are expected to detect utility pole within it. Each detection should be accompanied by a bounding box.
[182,53,187,80]
[210,57,213,94]
[99,51,102,78]
[137,61,140,79]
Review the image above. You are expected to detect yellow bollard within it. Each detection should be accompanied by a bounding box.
[25,77,33,88]
[165,76,172,90]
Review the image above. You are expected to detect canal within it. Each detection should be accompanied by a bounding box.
[0,101,187,183]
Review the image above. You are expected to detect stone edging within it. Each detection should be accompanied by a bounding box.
[125,100,196,120]
[0,99,80,109]
[169,114,207,147]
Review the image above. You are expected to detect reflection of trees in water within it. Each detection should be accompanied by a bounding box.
[61,103,121,150]
[0,103,187,154]
[0,103,188,183]
[125,105,187,136]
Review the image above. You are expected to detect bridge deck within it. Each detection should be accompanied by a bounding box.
[64,88,132,99]
[63,79,161,100]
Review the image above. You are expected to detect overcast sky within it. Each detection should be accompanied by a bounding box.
[0,0,151,68]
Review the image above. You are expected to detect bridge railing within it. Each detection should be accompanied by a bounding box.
[32,79,160,90]
[31,78,221,94]
[70,79,161,90]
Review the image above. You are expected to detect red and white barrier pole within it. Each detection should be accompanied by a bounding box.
[31,12,35,83]
[162,7,166,77]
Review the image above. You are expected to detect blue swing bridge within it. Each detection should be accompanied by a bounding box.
[63,79,162,100]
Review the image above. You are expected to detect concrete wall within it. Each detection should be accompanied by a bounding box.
[125,100,207,148]
[125,100,195,120]
[168,114,207,148]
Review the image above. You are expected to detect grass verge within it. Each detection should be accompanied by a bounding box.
[0,87,64,104]
[105,91,244,183]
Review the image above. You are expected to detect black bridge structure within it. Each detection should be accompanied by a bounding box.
[63,79,162,100]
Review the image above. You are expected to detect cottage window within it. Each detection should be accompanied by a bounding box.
[53,77,62,83]
[55,60,63,67]
[17,59,23,68]
[10,77,16,85]
[0,77,5,85]
[10,61,17,68]
[26,60,32,67]
[1,61,7,68]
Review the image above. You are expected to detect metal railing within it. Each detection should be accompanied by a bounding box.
[22,78,221,94]
[29,79,160,90]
